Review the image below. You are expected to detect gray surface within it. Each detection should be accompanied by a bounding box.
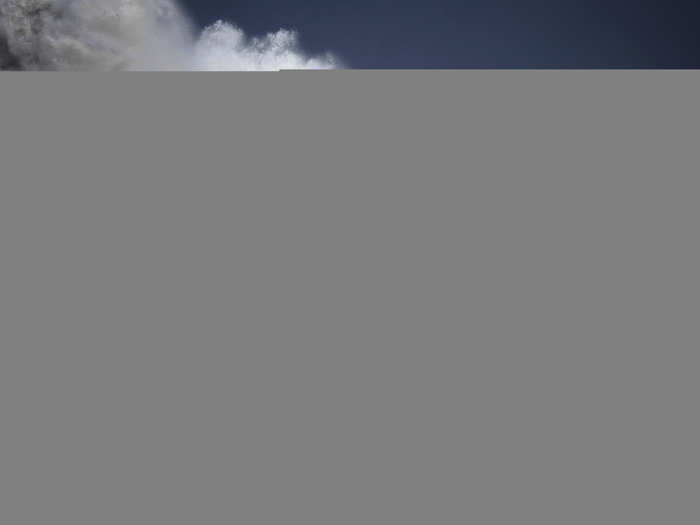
[0,71,698,524]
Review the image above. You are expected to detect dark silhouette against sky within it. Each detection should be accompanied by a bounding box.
[181,0,700,68]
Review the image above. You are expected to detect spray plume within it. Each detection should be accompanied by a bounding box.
[0,0,339,70]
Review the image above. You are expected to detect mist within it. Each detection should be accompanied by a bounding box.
[0,0,340,70]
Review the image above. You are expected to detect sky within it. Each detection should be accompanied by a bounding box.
[182,0,700,68]
[1,1,699,70]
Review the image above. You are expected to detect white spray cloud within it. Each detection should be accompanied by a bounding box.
[0,0,340,70]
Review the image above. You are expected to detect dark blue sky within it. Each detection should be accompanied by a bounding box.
[181,1,700,68]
